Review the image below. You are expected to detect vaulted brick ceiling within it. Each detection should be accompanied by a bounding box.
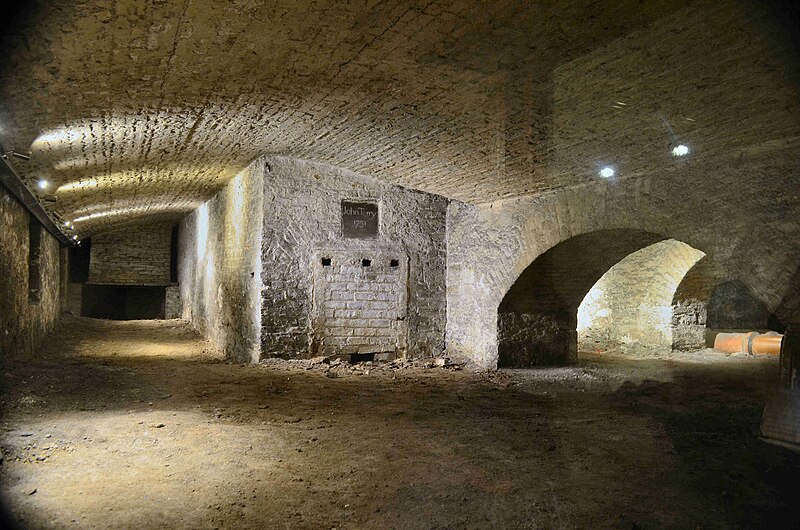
[0,0,739,234]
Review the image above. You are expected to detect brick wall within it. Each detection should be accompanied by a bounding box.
[0,186,65,356]
[261,156,448,360]
[89,222,172,286]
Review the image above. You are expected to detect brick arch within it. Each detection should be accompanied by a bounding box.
[497,229,670,367]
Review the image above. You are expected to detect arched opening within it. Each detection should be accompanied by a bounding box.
[707,280,772,330]
[671,259,778,350]
[498,229,786,367]
[577,239,705,355]
[498,229,667,367]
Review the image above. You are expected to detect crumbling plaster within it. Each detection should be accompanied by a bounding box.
[177,155,447,363]
[260,156,447,360]
[178,164,264,364]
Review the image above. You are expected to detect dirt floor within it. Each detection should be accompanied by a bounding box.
[1,317,799,529]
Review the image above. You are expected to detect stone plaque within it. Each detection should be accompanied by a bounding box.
[341,201,379,239]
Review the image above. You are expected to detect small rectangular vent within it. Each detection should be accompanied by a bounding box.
[350,353,375,363]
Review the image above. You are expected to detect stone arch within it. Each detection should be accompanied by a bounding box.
[577,239,706,355]
[445,166,800,370]
[497,229,675,367]
[670,258,781,350]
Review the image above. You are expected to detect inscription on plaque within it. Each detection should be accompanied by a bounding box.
[341,201,379,239]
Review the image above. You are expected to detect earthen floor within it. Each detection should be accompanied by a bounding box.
[1,317,798,529]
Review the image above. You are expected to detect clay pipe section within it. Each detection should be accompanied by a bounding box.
[713,332,783,355]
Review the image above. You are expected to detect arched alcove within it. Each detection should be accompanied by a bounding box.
[707,280,772,330]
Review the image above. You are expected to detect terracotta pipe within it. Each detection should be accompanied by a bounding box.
[751,334,783,355]
[713,332,783,355]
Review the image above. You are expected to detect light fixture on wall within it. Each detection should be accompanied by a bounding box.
[672,144,690,157]
[3,149,31,161]
[37,179,49,189]
[599,167,615,178]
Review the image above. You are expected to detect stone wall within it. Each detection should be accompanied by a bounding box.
[0,185,64,356]
[448,158,800,368]
[446,2,800,368]
[670,257,727,351]
[178,165,264,363]
[707,280,773,331]
[89,222,172,286]
[164,285,181,319]
[260,157,448,360]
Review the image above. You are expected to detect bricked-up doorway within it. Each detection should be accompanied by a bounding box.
[311,249,408,358]
[498,230,684,367]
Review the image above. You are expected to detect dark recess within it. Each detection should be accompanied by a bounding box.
[81,284,166,320]
[68,238,91,283]
[27,218,41,303]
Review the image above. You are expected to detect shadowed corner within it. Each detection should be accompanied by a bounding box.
[760,327,800,453]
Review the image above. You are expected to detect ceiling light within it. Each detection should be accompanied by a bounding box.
[37,179,49,189]
[72,235,78,240]
[64,221,71,227]
[672,144,689,157]
[599,167,615,178]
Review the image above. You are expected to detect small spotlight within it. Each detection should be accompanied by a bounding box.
[37,179,49,189]
[599,167,615,178]
[672,144,689,157]
[63,221,71,227]
[72,235,78,240]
